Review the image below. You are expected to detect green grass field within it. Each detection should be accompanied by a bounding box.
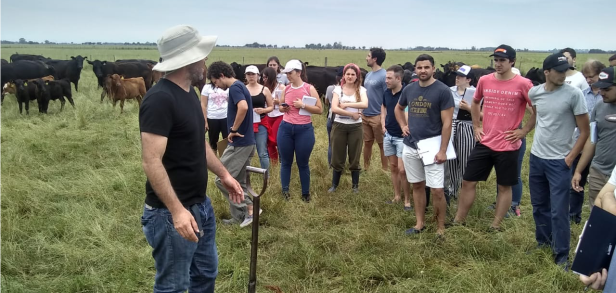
[1,46,610,292]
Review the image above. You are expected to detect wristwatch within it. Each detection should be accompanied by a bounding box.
[230,128,238,134]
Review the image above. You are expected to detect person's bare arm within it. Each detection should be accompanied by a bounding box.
[572,138,596,191]
[395,104,409,136]
[565,114,590,167]
[435,107,453,164]
[141,132,198,242]
[292,86,322,114]
[471,99,483,141]
[201,95,209,130]
[381,104,387,133]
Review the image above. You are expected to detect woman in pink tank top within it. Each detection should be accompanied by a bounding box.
[277,59,323,202]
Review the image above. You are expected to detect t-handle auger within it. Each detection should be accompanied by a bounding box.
[245,166,268,293]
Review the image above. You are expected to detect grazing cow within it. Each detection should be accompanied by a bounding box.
[42,79,75,112]
[13,79,45,114]
[1,60,56,90]
[108,74,146,113]
[45,55,87,91]
[10,53,50,63]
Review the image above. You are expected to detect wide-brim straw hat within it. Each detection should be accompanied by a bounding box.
[152,25,218,72]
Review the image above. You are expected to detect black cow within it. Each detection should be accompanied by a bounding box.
[1,60,55,90]
[45,55,87,91]
[401,62,415,72]
[87,60,153,100]
[304,66,338,98]
[13,79,47,114]
[1,59,8,66]
[403,70,417,84]
[116,59,157,65]
[42,79,74,112]
[525,67,545,85]
[10,53,50,63]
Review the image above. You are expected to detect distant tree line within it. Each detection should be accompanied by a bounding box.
[2,38,614,54]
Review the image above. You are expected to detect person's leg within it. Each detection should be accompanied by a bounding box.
[362,117,375,170]
[189,197,218,293]
[544,158,572,265]
[220,118,229,139]
[348,123,363,192]
[206,118,220,152]
[402,145,427,231]
[370,117,388,171]
[295,123,315,198]
[383,132,400,201]
[493,185,512,228]
[425,162,446,235]
[327,117,333,166]
[141,205,197,292]
[512,137,526,207]
[255,124,270,170]
[455,143,493,223]
[266,116,281,164]
[215,145,254,222]
[529,154,553,247]
[395,139,411,208]
[568,153,584,223]
[588,166,610,209]
[277,121,294,195]
[329,122,346,191]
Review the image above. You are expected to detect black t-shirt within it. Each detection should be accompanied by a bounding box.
[252,86,267,118]
[139,79,207,208]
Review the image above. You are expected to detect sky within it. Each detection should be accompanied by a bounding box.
[1,0,614,51]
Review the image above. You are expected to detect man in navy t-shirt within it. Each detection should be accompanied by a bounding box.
[381,65,411,210]
[395,54,454,237]
[207,61,259,228]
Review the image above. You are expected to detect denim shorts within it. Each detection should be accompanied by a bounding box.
[383,131,405,157]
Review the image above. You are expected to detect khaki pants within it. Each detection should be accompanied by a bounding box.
[215,144,255,222]
[331,122,363,172]
[588,166,610,207]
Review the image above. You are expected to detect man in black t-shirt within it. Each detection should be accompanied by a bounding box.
[139,25,243,293]
[207,61,259,228]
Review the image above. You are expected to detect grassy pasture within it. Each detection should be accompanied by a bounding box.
[1,46,610,292]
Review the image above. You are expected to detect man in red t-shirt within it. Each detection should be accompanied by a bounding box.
[454,45,536,231]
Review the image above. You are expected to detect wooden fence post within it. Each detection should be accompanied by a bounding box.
[325,57,328,67]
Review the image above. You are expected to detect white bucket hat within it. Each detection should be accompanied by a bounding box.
[152,25,218,72]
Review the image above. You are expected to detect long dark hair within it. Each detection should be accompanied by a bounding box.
[297,59,308,82]
[266,56,282,73]
[261,67,278,92]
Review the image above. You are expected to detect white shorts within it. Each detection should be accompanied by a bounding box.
[402,144,445,188]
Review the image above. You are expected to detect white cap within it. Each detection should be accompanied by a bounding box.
[511,67,521,75]
[281,60,302,73]
[245,65,259,74]
[456,65,472,76]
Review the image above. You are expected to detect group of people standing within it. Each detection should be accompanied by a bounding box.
[136,24,616,292]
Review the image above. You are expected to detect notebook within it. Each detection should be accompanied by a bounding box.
[416,135,457,166]
[299,96,317,116]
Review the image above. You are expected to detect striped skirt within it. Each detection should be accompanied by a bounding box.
[446,119,476,198]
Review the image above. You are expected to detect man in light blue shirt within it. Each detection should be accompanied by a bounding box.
[363,47,388,171]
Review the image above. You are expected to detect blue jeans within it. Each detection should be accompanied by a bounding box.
[529,154,571,264]
[277,121,315,195]
[605,251,616,292]
[255,124,270,170]
[495,137,525,206]
[327,117,333,166]
[141,197,218,293]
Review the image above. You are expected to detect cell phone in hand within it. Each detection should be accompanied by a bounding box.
[281,103,289,107]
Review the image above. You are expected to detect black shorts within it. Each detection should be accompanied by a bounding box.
[463,143,520,186]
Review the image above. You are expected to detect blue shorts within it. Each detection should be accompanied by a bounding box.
[383,131,404,158]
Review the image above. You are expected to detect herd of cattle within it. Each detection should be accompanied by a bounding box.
[0,53,547,115]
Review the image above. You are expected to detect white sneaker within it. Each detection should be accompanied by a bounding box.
[239,209,263,228]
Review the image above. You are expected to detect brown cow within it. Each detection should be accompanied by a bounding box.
[108,74,146,113]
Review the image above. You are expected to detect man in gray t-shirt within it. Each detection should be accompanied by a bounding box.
[529,53,590,267]
[572,66,616,208]
[362,48,388,171]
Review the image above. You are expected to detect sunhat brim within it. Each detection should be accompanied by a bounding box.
[153,35,218,72]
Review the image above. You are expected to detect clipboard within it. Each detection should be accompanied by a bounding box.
[416,135,456,165]
[462,88,476,104]
[571,206,616,276]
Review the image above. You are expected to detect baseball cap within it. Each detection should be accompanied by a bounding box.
[489,44,516,60]
[281,60,303,73]
[542,53,574,72]
[592,66,616,89]
[245,65,259,74]
[455,65,473,77]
